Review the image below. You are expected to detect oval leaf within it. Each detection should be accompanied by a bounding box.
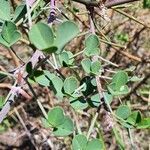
[91,61,101,75]
[0,21,21,47]
[81,58,91,74]
[29,22,56,52]
[72,134,87,150]
[112,71,128,90]
[86,139,103,150]
[63,76,78,95]
[48,107,65,127]
[53,116,74,136]
[55,21,79,53]
[13,4,27,23]
[84,34,100,56]
[116,105,131,120]
[0,0,11,21]
[70,97,88,110]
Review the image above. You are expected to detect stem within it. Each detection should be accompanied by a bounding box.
[99,38,125,49]
[10,47,25,64]
[105,0,139,8]
[52,53,59,69]
[128,128,136,150]
[73,0,99,7]
[16,0,41,26]
[4,80,17,103]
[76,31,89,37]
[72,0,139,8]
[14,108,38,150]
[37,99,48,119]
[25,0,32,28]
[95,121,107,150]
[25,79,48,119]
[70,50,84,59]
[47,60,56,69]
[48,0,56,23]
[0,71,15,78]
[71,109,82,134]
[98,56,119,67]
[113,8,150,29]
[87,112,99,140]
[73,83,86,94]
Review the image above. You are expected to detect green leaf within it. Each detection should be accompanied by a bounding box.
[81,58,91,74]
[0,97,5,109]
[0,35,9,47]
[45,71,64,98]
[115,32,128,44]
[137,118,150,129]
[0,125,6,133]
[55,21,79,53]
[143,0,150,8]
[108,71,130,95]
[91,78,97,86]
[35,74,50,86]
[113,128,125,149]
[13,4,27,23]
[126,111,142,126]
[48,107,65,127]
[29,22,57,52]
[51,77,64,97]
[84,34,100,56]
[41,117,52,128]
[86,139,103,150]
[103,92,113,104]
[59,50,74,66]
[81,59,101,75]
[0,71,7,81]
[124,66,136,72]
[53,116,74,136]
[112,71,128,90]
[89,94,100,107]
[129,76,143,82]
[63,76,78,95]
[0,0,11,21]
[0,21,21,47]
[108,84,130,96]
[70,96,88,110]
[72,134,87,150]
[116,105,131,120]
[91,61,101,75]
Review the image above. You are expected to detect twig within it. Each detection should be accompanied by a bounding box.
[113,47,142,62]
[10,47,25,64]
[0,51,44,123]
[105,0,139,8]
[128,128,136,150]
[16,0,41,26]
[87,112,99,140]
[72,0,139,8]
[25,0,32,28]
[99,38,125,49]
[14,108,38,150]
[8,49,20,67]
[37,99,48,119]
[113,8,150,29]
[98,55,119,67]
[63,2,142,62]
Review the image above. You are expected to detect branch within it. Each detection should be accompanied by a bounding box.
[72,0,140,8]
[105,0,139,8]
